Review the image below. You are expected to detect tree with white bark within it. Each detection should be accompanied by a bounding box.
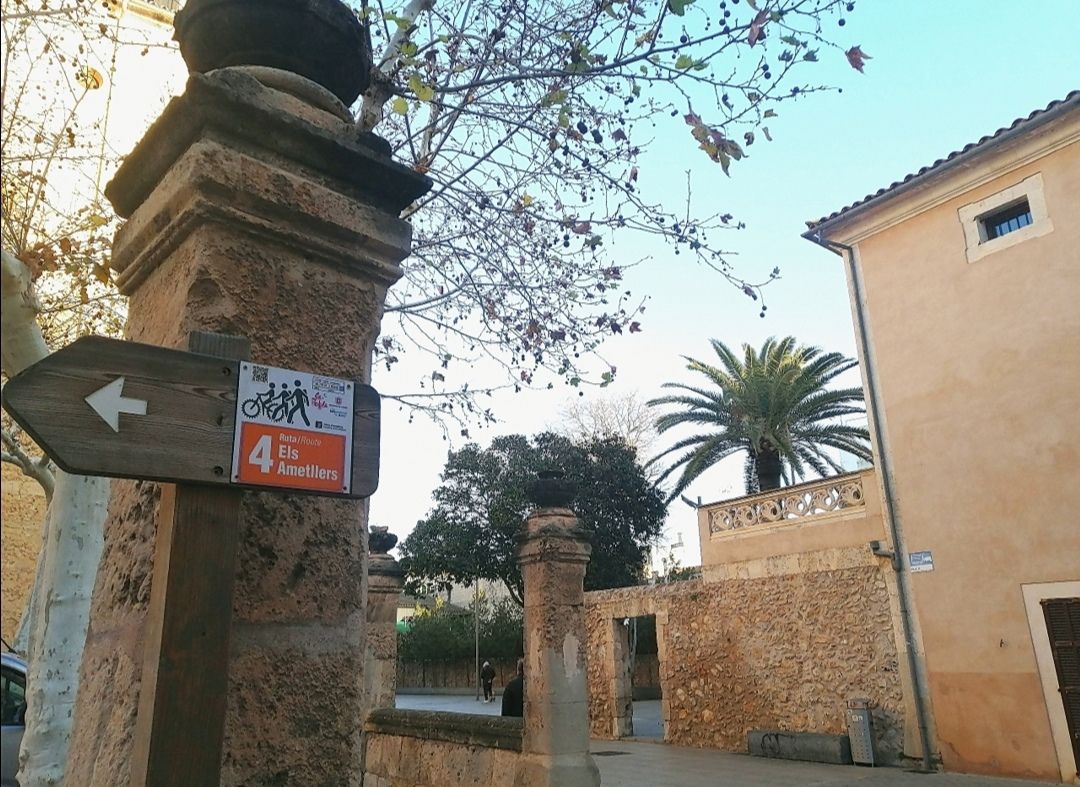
[0,2,171,782]
[1,249,110,787]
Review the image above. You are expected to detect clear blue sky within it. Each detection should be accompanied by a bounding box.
[373,0,1080,566]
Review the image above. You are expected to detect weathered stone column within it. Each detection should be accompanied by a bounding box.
[65,7,431,784]
[365,526,404,710]
[514,472,601,787]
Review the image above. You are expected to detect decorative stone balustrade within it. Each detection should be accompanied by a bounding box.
[707,472,865,536]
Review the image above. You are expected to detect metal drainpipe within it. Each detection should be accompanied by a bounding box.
[474,577,481,702]
[809,232,935,773]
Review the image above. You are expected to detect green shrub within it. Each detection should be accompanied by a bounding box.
[398,595,523,663]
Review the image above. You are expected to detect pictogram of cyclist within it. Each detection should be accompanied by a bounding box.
[241,382,286,421]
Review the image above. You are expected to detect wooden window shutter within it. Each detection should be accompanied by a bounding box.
[1041,597,1080,768]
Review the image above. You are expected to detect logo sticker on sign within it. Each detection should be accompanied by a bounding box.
[232,363,354,494]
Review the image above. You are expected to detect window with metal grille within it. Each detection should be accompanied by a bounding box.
[957,173,1053,263]
[981,199,1033,241]
[1042,597,1080,769]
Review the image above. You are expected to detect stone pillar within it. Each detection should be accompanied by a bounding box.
[514,472,600,787]
[65,10,430,784]
[365,526,404,710]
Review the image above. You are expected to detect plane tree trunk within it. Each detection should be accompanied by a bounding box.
[2,248,110,787]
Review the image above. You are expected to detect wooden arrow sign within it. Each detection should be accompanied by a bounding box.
[1,336,380,497]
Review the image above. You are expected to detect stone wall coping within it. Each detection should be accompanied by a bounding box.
[364,708,523,752]
[584,578,707,606]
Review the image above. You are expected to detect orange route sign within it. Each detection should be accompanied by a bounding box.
[232,363,356,495]
[236,423,347,493]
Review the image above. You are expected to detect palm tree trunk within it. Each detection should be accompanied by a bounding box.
[755,451,782,491]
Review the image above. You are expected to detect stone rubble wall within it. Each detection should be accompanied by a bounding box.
[363,709,522,787]
[1,463,47,643]
[362,734,520,787]
[585,565,905,761]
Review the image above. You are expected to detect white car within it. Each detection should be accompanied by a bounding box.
[1,652,26,787]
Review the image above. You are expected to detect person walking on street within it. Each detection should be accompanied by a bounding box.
[501,659,524,717]
[480,660,496,703]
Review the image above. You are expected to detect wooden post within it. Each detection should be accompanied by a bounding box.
[129,332,249,787]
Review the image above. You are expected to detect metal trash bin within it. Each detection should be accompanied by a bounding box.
[846,698,876,766]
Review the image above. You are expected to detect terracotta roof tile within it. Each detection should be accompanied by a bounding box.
[806,90,1080,231]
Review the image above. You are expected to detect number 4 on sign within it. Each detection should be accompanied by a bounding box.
[248,435,274,474]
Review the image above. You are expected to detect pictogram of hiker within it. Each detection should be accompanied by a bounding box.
[288,380,311,426]
[270,382,291,423]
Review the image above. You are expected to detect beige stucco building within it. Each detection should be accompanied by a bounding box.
[805,92,1080,781]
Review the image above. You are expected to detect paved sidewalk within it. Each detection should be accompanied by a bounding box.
[395,695,1058,787]
[397,693,504,716]
[589,739,1059,787]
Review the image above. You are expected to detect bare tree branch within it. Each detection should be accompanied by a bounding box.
[1,427,55,502]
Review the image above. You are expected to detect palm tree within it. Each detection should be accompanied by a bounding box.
[649,336,872,499]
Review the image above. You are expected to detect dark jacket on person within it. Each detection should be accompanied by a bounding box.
[501,675,523,717]
[480,663,496,683]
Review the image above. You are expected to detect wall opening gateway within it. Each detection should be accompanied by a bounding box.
[611,615,664,739]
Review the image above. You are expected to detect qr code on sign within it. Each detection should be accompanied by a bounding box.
[251,365,269,383]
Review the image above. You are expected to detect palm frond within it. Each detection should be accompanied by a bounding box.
[651,334,871,497]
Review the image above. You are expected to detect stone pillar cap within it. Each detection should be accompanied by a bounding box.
[105,68,431,219]
[369,553,405,579]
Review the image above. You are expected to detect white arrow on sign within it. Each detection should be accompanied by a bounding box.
[85,376,148,432]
